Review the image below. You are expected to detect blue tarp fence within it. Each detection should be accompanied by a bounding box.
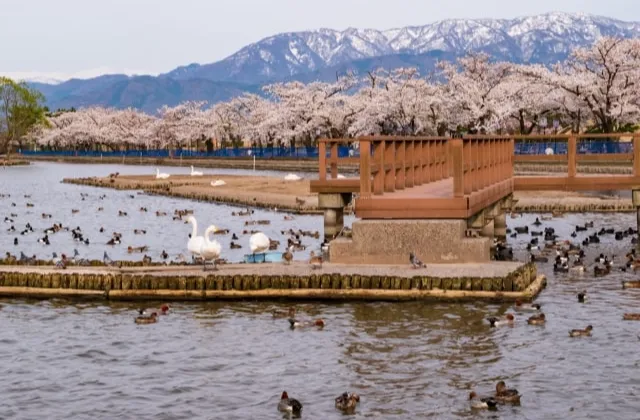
[19,140,632,158]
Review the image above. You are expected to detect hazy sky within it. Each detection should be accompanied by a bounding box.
[1,0,637,81]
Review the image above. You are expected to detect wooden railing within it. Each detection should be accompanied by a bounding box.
[451,136,514,198]
[358,136,450,198]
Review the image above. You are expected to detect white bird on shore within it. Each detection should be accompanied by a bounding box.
[190,166,203,176]
[249,232,270,256]
[200,225,222,271]
[211,179,226,187]
[337,174,346,179]
[155,168,170,179]
[284,173,301,181]
[186,215,205,259]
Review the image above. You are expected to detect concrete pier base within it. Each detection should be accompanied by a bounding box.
[494,212,507,241]
[329,219,490,264]
[318,193,351,241]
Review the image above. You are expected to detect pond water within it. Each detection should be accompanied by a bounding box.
[0,162,343,263]
[1,163,640,419]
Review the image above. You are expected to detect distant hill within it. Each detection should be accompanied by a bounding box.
[26,12,640,112]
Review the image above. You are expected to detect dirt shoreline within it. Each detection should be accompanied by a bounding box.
[62,173,637,214]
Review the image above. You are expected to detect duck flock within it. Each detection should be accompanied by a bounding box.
[1,189,330,269]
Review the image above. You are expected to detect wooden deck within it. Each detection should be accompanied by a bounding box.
[311,133,640,219]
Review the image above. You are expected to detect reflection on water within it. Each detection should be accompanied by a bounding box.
[1,164,640,418]
[0,162,351,262]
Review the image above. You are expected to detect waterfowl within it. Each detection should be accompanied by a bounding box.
[569,325,593,337]
[211,179,226,187]
[577,290,587,303]
[593,265,610,277]
[186,215,205,260]
[469,392,498,409]
[532,217,542,226]
[190,166,203,176]
[553,262,569,273]
[249,232,270,255]
[278,391,302,416]
[623,313,640,321]
[335,392,360,412]
[272,307,296,319]
[142,255,152,265]
[282,246,294,264]
[527,313,546,325]
[155,168,170,179]
[134,229,147,235]
[161,250,169,260]
[495,381,521,404]
[135,312,158,324]
[139,304,170,316]
[487,313,515,327]
[622,280,640,289]
[309,251,323,269]
[530,253,547,263]
[295,197,306,206]
[200,225,223,271]
[410,251,426,268]
[13,238,17,245]
[284,173,302,181]
[288,318,325,329]
[230,241,242,249]
[514,299,541,312]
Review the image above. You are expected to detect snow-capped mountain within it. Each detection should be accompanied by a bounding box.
[27,12,640,112]
[164,12,640,84]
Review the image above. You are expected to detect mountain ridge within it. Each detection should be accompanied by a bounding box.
[23,12,640,113]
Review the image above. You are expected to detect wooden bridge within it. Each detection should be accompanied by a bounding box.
[310,134,640,264]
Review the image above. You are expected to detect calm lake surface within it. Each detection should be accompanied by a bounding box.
[1,163,640,419]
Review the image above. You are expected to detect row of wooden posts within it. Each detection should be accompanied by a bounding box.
[318,134,640,197]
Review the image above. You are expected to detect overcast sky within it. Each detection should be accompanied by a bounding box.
[1,0,637,81]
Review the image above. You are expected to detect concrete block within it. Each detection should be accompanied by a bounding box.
[329,219,490,264]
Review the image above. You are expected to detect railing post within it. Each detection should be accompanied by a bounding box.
[451,138,464,198]
[568,135,577,177]
[422,138,431,182]
[406,141,415,187]
[318,141,327,180]
[414,141,423,185]
[373,140,384,195]
[359,138,371,198]
[395,140,406,190]
[634,135,640,177]
[330,143,338,179]
[384,140,395,192]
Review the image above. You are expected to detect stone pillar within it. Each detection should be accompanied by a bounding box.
[634,190,640,252]
[323,208,344,240]
[494,212,507,242]
[318,193,350,241]
[481,219,495,241]
[482,219,496,260]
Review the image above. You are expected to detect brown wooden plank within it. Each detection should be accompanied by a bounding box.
[567,136,576,177]
[318,142,327,180]
[384,140,395,192]
[451,139,464,198]
[373,141,384,195]
[360,139,371,198]
[310,179,361,193]
[406,141,414,188]
[395,141,405,190]
[330,143,338,178]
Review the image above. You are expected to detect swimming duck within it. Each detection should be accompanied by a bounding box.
[230,241,242,249]
[527,313,546,325]
[469,392,498,409]
[569,325,593,337]
[288,318,325,329]
[532,217,542,226]
[487,313,515,327]
[495,381,521,404]
[272,307,296,319]
[553,262,569,273]
[577,290,587,303]
[161,250,168,260]
[622,280,640,289]
[623,313,640,321]
[278,391,302,415]
[335,392,360,412]
[530,253,547,263]
[593,265,610,277]
[135,312,158,324]
[514,299,541,312]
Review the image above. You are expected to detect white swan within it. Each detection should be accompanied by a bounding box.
[190,165,203,176]
[284,173,302,181]
[249,232,270,257]
[336,174,346,179]
[186,215,205,259]
[200,225,222,270]
[211,179,226,187]
[156,168,170,179]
